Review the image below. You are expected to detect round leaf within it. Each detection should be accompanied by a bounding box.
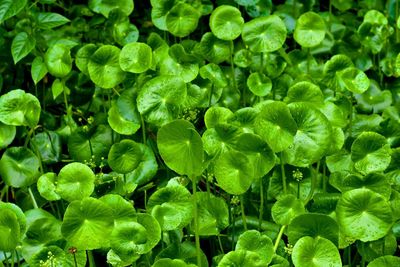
[0,146,40,188]
[37,172,61,201]
[166,2,200,37]
[56,162,95,202]
[218,250,267,267]
[0,209,20,251]
[44,44,72,78]
[247,72,272,97]
[242,15,287,53]
[88,45,126,89]
[254,101,297,152]
[108,139,142,174]
[153,259,196,267]
[0,89,41,127]
[119,42,152,73]
[148,184,193,231]
[235,230,274,265]
[294,12,326,48]
[336,188,393,242]
[88,0,134,17]
[157,119,203,177]
[272,194,305,225]
[368,256,400,267]
[351,131,391,174]
[292,236,342,267]
[61,197,114,250]
[288,213,339,246]
[137,75,186,127]
[30,245,66,267]
[99,194,136,226]
[209,5,244,41]
[284,81,324,106]
[338,67,370,94]
[0,122,16,149]
[214,149,253,195]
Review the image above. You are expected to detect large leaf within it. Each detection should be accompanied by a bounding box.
[292,236,342,267]
[35,12,70,29]
[119,42,153,73]
[294,12,326,47]
[209,5,244,41]
[56,162,95,202]
[0,146,40,188]
[147,184,194,231]
[166,2,200,37]
[88,45,126,89]
[336,188,393,242]
[137,75,186,127]
[0,0,27,23]
[44,44,72,78]
[108,139,142,174]
[89,0,134,17]
[235,230,274,265]
[0,89,41,127]
[0,209,20,251]
[242,15,287,53]
[254,101,297,152]
[61,197,114,250]
[157,119,203,177]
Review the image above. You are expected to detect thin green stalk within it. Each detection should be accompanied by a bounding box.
[87,251,96,267]
[24,127,36,148]
[240,195,247,231]
[0,185,8,201]
[28,187,39,209]
[217,234,224,254]
[192,178,202,267]
[15,250,19,267]
[258,178,264,231]
[297,181,300,199]
[305,163,319,204]
[63,89,69,115]
[208,83,213,107]
[397,0,399,42]
[141,114,146,145]
[73,253,78,267]
[347,245,352,267]
[230,41,239,103]
[3,251,9,267]
[322,160,327,192]
[280,152,287,194]
[273,225,286,253]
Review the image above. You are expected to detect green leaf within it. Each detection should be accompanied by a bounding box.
[193,192,229,236]
[247,72,272,97]
[157,119,203,177]
[56,162,95,202]
[272,194,305,225]
[11,32,35,64]
[0,122,16,149]
[31,131,61,164]
[351,131,391,174]
[150,0,177,31]
[214,149,254,195]
[294,12,326,48]
[288,213,339,246]
[88,45,126,89]
[35,12,70,29]
[108,139,142,174]
[196,32,232,64]
[368,256,400,267]
[166,2,200,37]
[236,230,274,265]
[0,146,40,188]
[284,81,324,107]
[119,42,153,73]
[155,241,208,266]
[282,103,332,167]
[0,209,20,251]
[0,89,41,127]
[125,143,158,186]
[37,172,61,201]
[147,184,194,231]
[99,194,136,226]
[218,250,267,267]
[338,67,370,94]
[44,44,72,78]
[292,236,342,267]
[30,245,66,267]
[61,197,114,250]
[153,258,196,267]
[242,15,287,53]
[254,101,297,152]
[336,188,393,242]
[51,79,68,100]
[200,63,228,88]
[209,5,244,41]
[89,0,134,18]
[31,56,48,85]
[137,75,186,127]
[0,0,27,23]
[75,44,97,76]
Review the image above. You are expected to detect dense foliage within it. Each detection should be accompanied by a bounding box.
[1,0,400,266]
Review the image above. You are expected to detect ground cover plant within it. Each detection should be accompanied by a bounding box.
[1,0,400,266]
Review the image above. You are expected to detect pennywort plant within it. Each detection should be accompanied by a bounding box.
[1,0,400,266]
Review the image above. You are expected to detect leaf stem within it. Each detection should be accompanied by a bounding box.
[87,250,96,267]
[140,114,146,145]
[258,178,264,231]
[305,162,319,204]
[217,233,224,254]
[280,152,287,194]
[192,177,202,267]
[240,194,247,231]
[0,185,8,201]
[273,225,286,253]
[3,251,9,267]
[28,187,39,209]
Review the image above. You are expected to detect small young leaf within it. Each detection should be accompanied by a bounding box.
[35,12,70,29]
[31,56,48,85]
[11,32,35,64]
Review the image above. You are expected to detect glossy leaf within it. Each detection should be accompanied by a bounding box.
[45,44,72,78]
[209,5,244,41]
[11,32,35,64]
[294,12,326,48]
[119,42,153,73]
